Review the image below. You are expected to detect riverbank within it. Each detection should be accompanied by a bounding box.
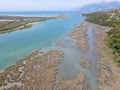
[86,21,120,90]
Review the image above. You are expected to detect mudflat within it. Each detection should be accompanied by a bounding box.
[0,49,64,90]
[68,21,88,52]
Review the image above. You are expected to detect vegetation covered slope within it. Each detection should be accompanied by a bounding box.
[83,9,120,63]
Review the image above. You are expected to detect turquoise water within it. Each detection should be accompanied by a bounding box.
[0,13,84,71]
[0,12,101,90]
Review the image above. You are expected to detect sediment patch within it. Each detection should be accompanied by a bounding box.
[0,49,64,90]
[68,22,89,52]
[88,21,120,90]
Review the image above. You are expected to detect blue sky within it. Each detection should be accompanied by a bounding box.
[0,0,120,11]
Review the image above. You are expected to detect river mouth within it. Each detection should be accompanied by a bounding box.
[0,13,100,90]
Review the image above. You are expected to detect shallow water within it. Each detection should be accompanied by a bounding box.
[54,26,99,90]
[0,12,99,90]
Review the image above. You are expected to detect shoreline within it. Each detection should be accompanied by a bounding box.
[86,21,120,90]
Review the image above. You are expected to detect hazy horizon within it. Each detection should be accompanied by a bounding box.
[0,0,120,12]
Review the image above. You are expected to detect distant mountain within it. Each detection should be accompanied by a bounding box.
[78,1,120,13]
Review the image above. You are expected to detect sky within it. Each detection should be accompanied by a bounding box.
[0,0,120,11]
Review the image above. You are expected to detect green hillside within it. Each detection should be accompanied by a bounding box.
[83,9,120,63]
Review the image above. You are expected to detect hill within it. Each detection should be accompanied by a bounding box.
[78,1,120,13]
